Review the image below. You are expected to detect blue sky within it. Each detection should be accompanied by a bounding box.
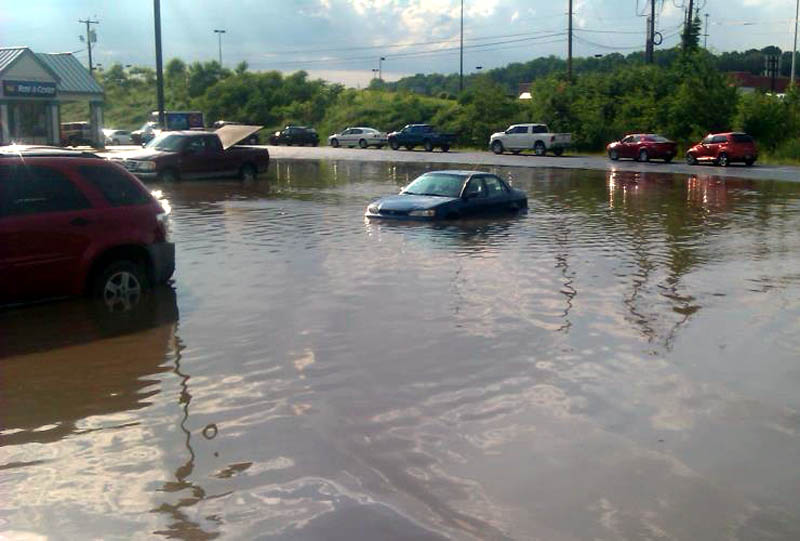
[1,0,797,86]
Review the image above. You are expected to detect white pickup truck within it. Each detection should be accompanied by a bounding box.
[489,123,572,156]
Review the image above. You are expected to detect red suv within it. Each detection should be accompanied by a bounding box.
[0,147,174,309]
[686,132,758,167]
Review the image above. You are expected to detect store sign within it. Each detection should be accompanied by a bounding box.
[3,80,57,98]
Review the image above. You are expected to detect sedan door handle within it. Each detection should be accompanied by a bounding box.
[70,217,91,226]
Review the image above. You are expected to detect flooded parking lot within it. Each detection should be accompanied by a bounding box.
[2,160,800,540]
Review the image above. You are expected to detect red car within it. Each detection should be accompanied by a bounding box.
[607,134,678,163]
[1,147,174,309]
[686,132,758,167]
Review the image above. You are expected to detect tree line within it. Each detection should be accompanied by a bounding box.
[75,43,800,161]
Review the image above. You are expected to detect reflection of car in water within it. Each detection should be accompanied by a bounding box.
[0,286,178,446]
[365,170,528,220]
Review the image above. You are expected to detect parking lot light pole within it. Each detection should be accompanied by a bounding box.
[378,56,386,81]
[153,0,165,128]
[792,0,799,86]
[214,29,226,66]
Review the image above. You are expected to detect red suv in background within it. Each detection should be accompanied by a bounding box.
[0,148,174,309]
[686,132,758,167]
[607,133,678,163]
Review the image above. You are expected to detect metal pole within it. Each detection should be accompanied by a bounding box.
[568,0,573,80]
[649,0,656,63]
[154,0,165,128]
[704,13,709,49]
[214,29,226,66]
[459,0,464,92]
[379,56,385,80]
[792,0,799,86]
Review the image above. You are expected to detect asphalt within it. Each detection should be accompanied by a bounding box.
[102,144,800,183]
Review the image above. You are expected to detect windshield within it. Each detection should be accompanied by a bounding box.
[145,133,185,151]
[402,173,466,198]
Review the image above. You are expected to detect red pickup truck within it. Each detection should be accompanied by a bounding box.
[112,125,269,181]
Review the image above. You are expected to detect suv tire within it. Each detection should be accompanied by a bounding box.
[686,153,698,165]
[359,139,368,149]
[491,141,504,154]
[93,260,149,312]
[718,152,729,167]
[424,140,434,152]
[389,139,400,150]
[330,138,339,148]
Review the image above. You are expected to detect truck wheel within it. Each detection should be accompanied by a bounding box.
[491,141,504,154]
[534,141,546,156]
[330,138,339,148]
[405,145,414,151]
[92,260,148,312]
[424,140,433,152]
[359,139,368,149]
[441,144,450,153]
[158,168,179,182]
[390,139,400,150]
[239,163,257,181]
[553,147,564,157]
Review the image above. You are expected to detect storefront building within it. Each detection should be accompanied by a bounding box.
[0,47,104,147]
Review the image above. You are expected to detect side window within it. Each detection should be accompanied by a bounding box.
[341,129,351,135]
[1,165,90,217]
[702,136,714,144]
[712,135,727,144]
[511,126,527,134]
[532,125,547,134]
[351,128,361,135]
[186,137,206,152]
[621,136,633,144]
[78,165,150,207]
[463,177,486,198]
[482,176,506,197]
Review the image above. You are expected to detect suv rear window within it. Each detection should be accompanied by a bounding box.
[78,164,151,206]
[0,165,90,217]
[732,134,754,143]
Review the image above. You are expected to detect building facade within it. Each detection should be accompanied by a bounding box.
[0,47,104,147]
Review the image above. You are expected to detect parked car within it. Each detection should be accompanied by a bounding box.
[269,126,319,146]
[328,127,387,149]
[686,132,758,167]
[387,124,455,152]
[0,146,174,308]
[489,123,571,156]
[607,133,677,163]
[104,129,134,146]
[365,170,527,220]
[213,120,260,144]
[61,121,93,146]
[111,126,269,182]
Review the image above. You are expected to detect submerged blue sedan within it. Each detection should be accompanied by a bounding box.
[365,170,528,220]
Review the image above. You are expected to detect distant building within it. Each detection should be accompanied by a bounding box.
[0,46,104,146]
[727,71,789,95]
[518,82,532,100]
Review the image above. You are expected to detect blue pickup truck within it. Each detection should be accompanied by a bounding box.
[387,124,456,152]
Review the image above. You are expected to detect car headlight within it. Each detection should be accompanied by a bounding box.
[138,161,157,172]
[366,204,380,214]
[409,209,436,217]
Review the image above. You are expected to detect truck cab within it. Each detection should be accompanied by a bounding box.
[490,123,572,156]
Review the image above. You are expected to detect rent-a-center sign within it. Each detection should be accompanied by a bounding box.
[3,80,57,98]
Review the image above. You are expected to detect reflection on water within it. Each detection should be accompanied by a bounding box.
[2,162,800,540]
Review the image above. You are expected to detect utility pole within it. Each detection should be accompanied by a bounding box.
[214,29,226,66]
[704,13,710,49]
[792,0,799,86]
[379,56,385,81]
[568,0,573,80]
[78,17,99,73]
[153,0,165,128]
[459,0,464,92]
[645,0,655,63]
[684,0,695,50]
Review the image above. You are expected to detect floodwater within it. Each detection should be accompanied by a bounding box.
[2,161,800,540]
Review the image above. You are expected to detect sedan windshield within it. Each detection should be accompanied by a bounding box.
[402,173,466,198]
[146,133,185,151]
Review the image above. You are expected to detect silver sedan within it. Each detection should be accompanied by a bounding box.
[328,127,388,149]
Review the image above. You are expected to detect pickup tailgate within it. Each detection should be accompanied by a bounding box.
[551,133,571,146]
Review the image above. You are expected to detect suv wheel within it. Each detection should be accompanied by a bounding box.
[424,140,434,152]
[359,139,368,149]
[491,141,504,154]
[534,141,546,156]
[330,138,339,148]
[93,260,148,312]
[718,152,730,167]
[389,139,400,150]
[441,144,450,153]
[686,153,698,166]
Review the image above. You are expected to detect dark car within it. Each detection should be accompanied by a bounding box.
[686,132,758,167]
[387,124,456,152]
[365,170,527,220]
[269,126,319,146]
[0,147,174,308]
[112,129,269,182]
[607,133,678,163]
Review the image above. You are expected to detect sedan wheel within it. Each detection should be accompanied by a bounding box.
[718,152,730,167]
[359,139,368,149]
[686,153,698,166]
[609,149,619,161]
[638,149,649,162]
[330,138,339,148]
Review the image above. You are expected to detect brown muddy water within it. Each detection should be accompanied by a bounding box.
[2,161,800,540]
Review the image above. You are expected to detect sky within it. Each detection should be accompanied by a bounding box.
[1,0,798,87]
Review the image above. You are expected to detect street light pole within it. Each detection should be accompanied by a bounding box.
[153,0,165,128]
[460,0,464,92]
[214,29,226,66]
[792,0,799,86]
[379,56,386,81]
